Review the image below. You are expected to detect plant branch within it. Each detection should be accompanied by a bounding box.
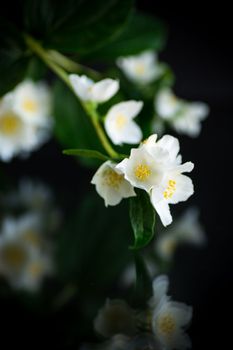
[24,35,119,159]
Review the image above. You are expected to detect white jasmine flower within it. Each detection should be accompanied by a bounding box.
[104,100,143,145]
[94,299,137,337]
[91,161,136,206]
[3,179,52,210]
[151,163,194,227]
[0,214,53,291]
[69,74,119,103]
[13,80,52,126]
[116,147,165,192]
[156,88,182,119]
[142,134,181,167]
[152,299,192,350]
[155,88,209,137]
[117,133,194,225]
[172,102,209,137]
[149,275,170,309]
[117,51,163,84]
[0,94,51,162]
[156,207,206,261]
[150,275,192,350]
[17,249,53,292]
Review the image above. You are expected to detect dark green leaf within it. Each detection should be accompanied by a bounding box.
[82,11,167,61]
[25,56,47,81]
[129,190,156,249]
[56,193,131,286]
[133,253,153,306]
[0,19,30,96]
[63,148,110,161]
[24,0,134,54]
[53,80,105,167]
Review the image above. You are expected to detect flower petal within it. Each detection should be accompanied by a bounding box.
[91,79,119,103]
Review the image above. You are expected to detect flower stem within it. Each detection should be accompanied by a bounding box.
[47,50,101,80]
[25,35,119,159]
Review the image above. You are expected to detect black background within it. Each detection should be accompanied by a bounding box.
[139,2,233,350]
[1,1,233,349]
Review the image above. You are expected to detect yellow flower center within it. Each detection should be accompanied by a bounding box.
[28,262,43,277]
[135,63,145,75]
[1,244,27,268]
[115,114,127,129]
[157,313,176,336]
[163,180,176,199]
[22,230,40,247]
[22,98,38,113]
[162,239,177,255]
[134,164,151,181]
[104,169,124,188]
[0,112,22,135]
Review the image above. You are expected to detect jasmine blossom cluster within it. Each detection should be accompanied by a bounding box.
[92,134,194,227]
[0,80,52,161]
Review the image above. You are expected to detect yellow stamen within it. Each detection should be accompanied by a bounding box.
[104,169,124,188]
[0,113,22,135]
[28,262,43,277]
[23,230,40,247]
[115,114,127,129]
[163,179,176,199]
[1,244,26,268]
[135,63,145,75]
[157,314,176,335]
[22,98,38,113]
[134,164,151,181]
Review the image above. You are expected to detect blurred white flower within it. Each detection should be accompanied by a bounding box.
[91,161,136,206]
[69,74,119,103]
[156,207,206,260]
[152,299,192,350]
[149,275,170,309]
[117,51,163,84]
[94,299,137,337]
[3,179,52,210]
[155,88,209,137]
[104,100,143,145]
[0,91,51,162]
[120,256,158,288]
[0,214,53,291]
[13,80,52,126]
[150,275,192,350]
[156,88,182,119]
[172,102,209,137]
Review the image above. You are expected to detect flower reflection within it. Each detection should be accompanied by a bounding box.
[0,179,60,291]
[156,207,206,261]
[121,207,206,288]
[94,299,137,337]
[83,275,192,350]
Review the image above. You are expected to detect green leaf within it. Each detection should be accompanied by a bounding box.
[53,80,105,167]
[129,190,156,249]
[0,19,30,96]
[56,193,132,286]
[82,11,167,61]
[24,0,134,54]
[63,149,110,161]
[133,253,153,306]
